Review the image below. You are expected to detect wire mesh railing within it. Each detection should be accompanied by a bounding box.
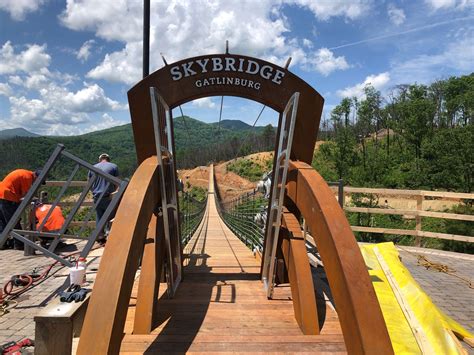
[179,191,207,245]
[214,176,268,251]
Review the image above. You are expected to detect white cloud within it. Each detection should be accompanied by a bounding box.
[304,48,350,76]
[192,97,217,109]
[424,0,474,10]
[64,83,124,112]
[288,0,373,20]
[0,83,12,96]
[0,0,44,21]
[387,4,406,25]
[337,72,390,98]
[76,39,95,62]
[7,81,125,134]
[61,0,360,85]
[86,42,142,84]
[0,41,51,75]
[8,76,23,86]
[93,113,126,131]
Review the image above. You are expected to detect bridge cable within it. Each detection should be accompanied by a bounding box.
[215,96,224,161]
[232,104,266,161]
[178,105,192,140]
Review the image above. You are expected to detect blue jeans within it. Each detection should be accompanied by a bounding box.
[94,196,113,238]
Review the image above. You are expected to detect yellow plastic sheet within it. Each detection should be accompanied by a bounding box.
[360,242,473,354]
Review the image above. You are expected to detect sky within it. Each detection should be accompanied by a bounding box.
[0,0,473,136]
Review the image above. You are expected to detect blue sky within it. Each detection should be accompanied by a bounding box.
[0,0,472,135]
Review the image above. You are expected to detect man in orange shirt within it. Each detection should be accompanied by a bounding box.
[35,192,66,247]
[0,169,42,250]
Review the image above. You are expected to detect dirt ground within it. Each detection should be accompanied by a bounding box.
[179,145,462,212]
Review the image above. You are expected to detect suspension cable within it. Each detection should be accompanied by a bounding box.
[232,104,266,161]
[178,105,192,140]
[215,96,225,161]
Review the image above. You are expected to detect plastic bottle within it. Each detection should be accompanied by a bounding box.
[78,257,87,284]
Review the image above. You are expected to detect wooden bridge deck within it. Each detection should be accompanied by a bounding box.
[120,174,345,354]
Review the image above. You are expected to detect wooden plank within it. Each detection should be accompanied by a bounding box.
[281,210,319,335]
[415,195,423,247]
[69,221,96,227]
[133,215,165,334]
[418,230,473,243]
[45,181,87,187]
[351,226,473,242]
[345,207,474,222]
[351,226,417,236]
[287,160,393,355]
[344,187,473,200]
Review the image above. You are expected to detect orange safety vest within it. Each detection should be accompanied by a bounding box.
[36,204,65,232]
[0,169,35,203]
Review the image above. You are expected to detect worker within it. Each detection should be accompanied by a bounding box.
[88,153,119,244]
[35,192,66,247]
[0,169,42,250]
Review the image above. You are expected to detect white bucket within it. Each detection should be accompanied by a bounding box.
[69,266,86,286]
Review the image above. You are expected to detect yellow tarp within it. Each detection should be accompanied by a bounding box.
[360,242,473,354]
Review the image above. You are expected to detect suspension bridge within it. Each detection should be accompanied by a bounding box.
[2,51,472,354]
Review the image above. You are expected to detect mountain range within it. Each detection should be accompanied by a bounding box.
[0,117,273,179]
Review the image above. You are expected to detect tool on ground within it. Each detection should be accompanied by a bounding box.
[1,338,34,355]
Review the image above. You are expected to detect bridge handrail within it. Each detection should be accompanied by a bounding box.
[180,190,208,245]
[285,160,393,354]
[77,157,159,354]
[213,175,266,251]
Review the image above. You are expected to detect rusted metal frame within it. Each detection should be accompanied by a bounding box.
[10,231,75,267]
[79,179,129,258]
[286,160,393,354]
[0,144,65,249]
[280,210,319,335]
[48,176,97,253]
[77,157,159,355]
[14,229,86,240]
[262,92,299,298]
[150,87,182,297]
[133,213,166,334]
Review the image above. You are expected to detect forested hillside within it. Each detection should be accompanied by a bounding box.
[0,117,275,179]
[314,73,473,193]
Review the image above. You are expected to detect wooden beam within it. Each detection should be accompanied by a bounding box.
[77,157,159,355]
[286,160,393,354]
[343,187,473,200]
[280,210,319,335]
[351,226,473,243]
[45,181,87,187]
[345,207,474,222]
[133,214,166,334]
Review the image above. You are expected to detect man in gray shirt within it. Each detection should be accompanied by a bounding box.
[89,153,119,243]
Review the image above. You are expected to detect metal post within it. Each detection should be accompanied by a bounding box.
[338,179,344,208]
[143,0,150,78]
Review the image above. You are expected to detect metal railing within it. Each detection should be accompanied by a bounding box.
[214,177,267,251]
[179,191,207,245]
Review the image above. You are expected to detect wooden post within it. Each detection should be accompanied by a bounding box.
[415,195,423,247]
[133,214,165,334]
[281,210,319,334]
